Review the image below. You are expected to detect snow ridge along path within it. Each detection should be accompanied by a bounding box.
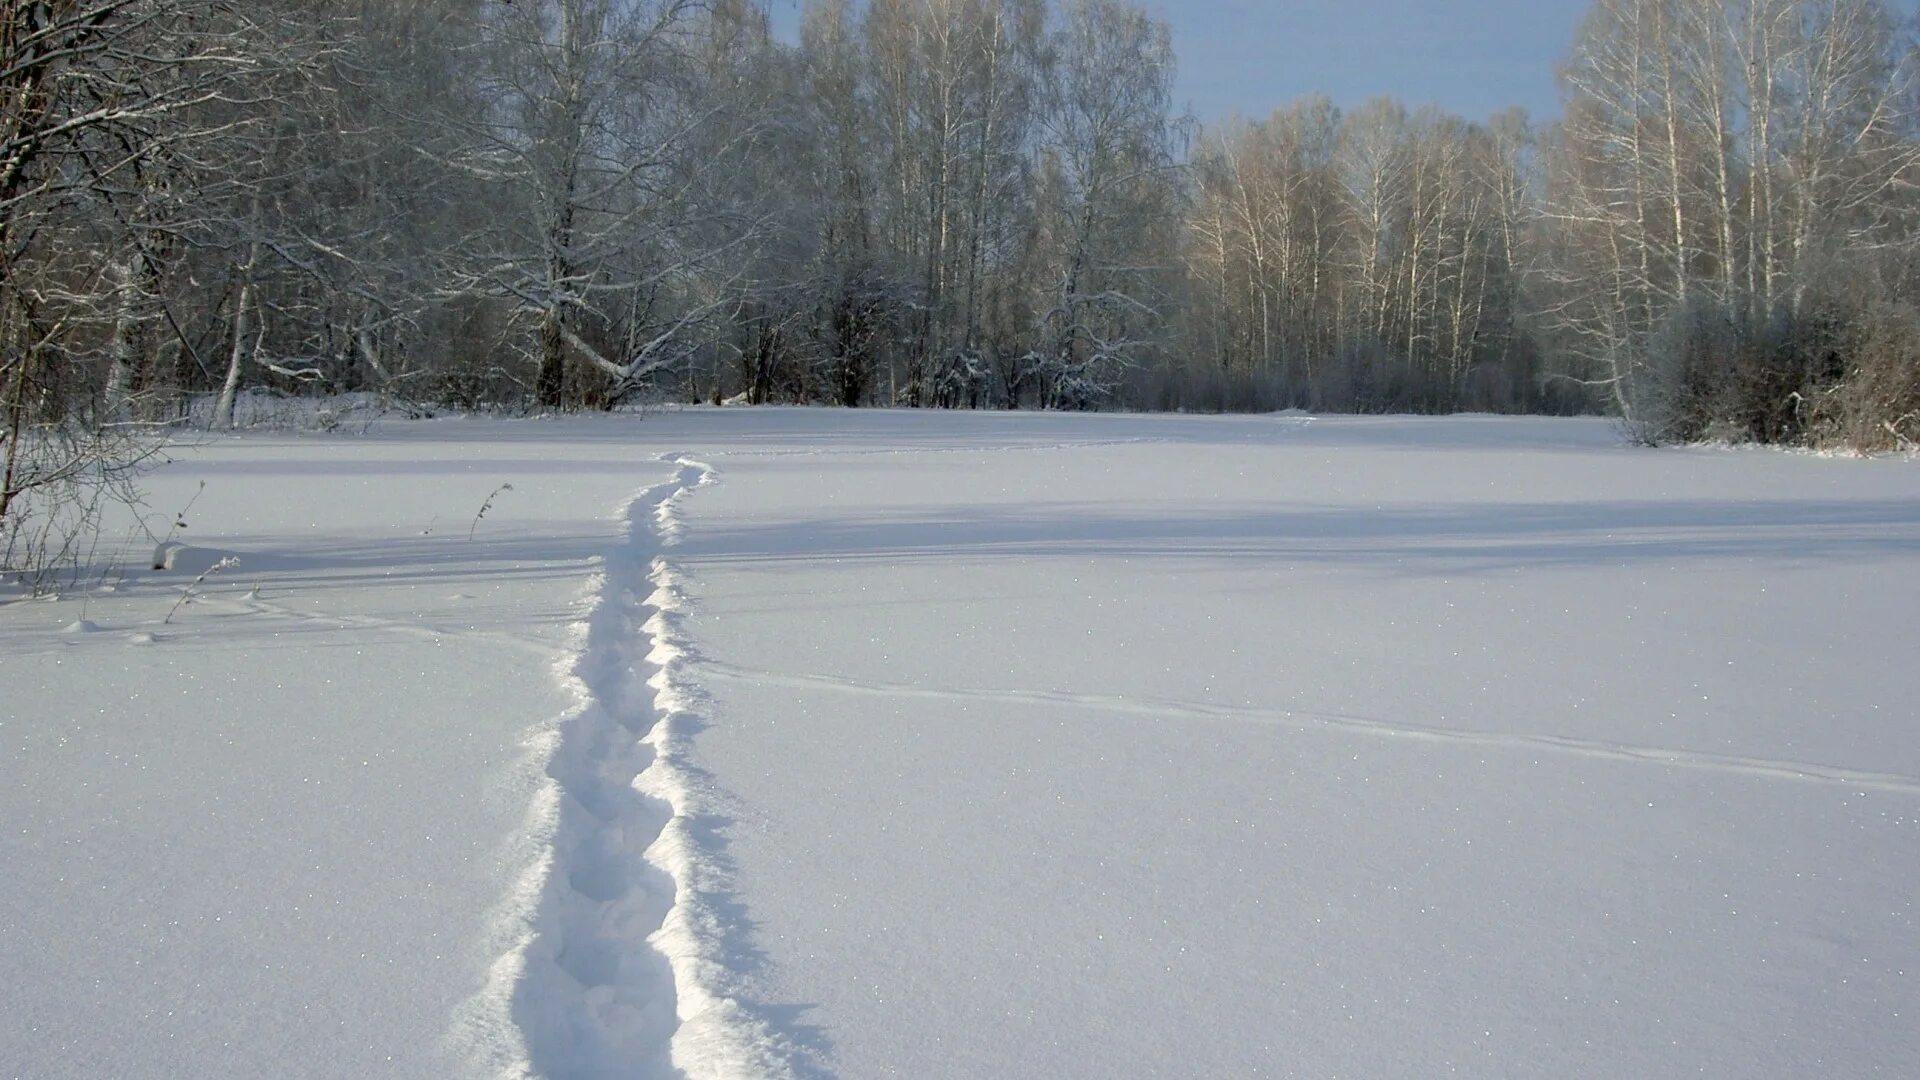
[470,454,798,1080]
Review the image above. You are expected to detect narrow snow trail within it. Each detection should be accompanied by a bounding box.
[483,455,799,1080]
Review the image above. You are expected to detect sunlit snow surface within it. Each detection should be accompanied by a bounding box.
[2,409,1915,1078]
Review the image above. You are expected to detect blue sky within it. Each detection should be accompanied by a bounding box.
[766,0,1920,123]
[1129,0,1589,121]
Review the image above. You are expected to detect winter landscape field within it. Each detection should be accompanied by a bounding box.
[2,408,1915,1079]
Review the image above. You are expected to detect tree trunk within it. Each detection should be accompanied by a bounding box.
[214,239,261,430]
[537,307,567,408]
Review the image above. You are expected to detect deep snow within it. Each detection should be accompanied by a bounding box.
[2,409,1915,1078]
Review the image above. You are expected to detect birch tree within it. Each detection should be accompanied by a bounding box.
[1028,0,1180,408]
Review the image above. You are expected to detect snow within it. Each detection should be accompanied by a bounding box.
[2,409,1917,1078]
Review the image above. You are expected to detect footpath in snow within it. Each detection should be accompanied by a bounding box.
[497,453,799,1079]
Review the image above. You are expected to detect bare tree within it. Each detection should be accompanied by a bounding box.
[0,0,261,577]
[458,0,761,408]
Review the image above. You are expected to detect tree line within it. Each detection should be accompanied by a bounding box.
[6,0,1920,565]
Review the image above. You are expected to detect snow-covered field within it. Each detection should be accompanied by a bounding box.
[3,408,1916,1078]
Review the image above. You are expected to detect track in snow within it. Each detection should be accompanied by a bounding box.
[695,660,1920,796]
[483,455,801,1080]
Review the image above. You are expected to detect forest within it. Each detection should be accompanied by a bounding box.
[5,0,1920,557]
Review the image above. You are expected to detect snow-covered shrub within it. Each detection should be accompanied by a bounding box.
[932,349,990,409]
[182,390,396,433]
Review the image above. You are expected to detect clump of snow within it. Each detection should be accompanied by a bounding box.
[151,541,183,570]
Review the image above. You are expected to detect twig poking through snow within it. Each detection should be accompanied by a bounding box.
[164,483,205,545]
[152,482,208,569]
[469,483,514,541]
[165,557,239,624]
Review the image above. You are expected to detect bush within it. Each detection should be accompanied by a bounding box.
[1833,304,1920,451]
[1637,290,1920,452]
